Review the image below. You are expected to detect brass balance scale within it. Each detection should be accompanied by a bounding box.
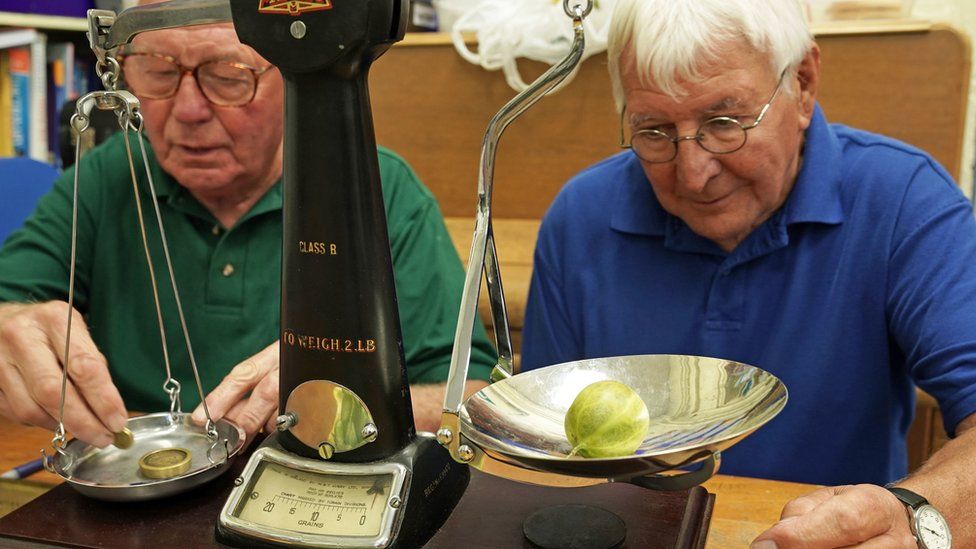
[36,0,788,547]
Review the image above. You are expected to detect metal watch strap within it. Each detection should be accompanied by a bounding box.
[888,486,930,509]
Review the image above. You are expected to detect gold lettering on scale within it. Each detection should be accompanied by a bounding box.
[298,241,338,255]
[282,330,377,354]
[258,0,332,16]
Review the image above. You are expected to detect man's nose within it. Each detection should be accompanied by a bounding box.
[170,72,213,124]
[674,138,719,194]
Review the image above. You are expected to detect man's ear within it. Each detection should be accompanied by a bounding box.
[795,43,821,130]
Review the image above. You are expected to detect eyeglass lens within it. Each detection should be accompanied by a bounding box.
[123,55,258,106]
[633,118,749,162]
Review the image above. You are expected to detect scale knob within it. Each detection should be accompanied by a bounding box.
[275,413,298,432]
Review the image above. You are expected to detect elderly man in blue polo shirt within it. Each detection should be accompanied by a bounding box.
[522,0,976,546]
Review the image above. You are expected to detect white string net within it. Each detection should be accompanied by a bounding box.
[440,0,615,92]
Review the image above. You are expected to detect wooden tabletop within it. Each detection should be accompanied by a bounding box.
[0,417,816,548]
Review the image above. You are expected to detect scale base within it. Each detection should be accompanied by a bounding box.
[216,431,468,548]
[523,504,626,549]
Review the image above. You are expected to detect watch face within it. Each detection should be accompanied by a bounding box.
[915,505,951,549]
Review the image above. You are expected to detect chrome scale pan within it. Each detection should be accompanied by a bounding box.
[459,355,787,482]
[48,412,246,502]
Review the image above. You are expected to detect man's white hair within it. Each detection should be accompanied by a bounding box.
[607,0,813,109]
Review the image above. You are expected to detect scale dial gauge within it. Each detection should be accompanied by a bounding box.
[236,461,393,536]
[219,447,407,547]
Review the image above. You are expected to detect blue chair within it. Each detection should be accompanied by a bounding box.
[0,157,59,244]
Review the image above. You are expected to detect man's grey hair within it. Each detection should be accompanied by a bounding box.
[607,0,814,109]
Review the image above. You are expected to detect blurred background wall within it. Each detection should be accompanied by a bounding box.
[914,0,976,197]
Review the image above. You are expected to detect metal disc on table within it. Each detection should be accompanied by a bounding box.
[49,412,245,501]
[460,354,788,479]
[523,504,626,549]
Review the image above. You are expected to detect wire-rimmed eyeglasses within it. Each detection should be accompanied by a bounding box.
[619,69,788,163]
[119,52,275,108]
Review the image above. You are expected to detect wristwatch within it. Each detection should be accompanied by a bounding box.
[887,486,952,549]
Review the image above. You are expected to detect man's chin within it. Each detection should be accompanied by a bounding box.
[685,218,750,250]
[169,168,236,192]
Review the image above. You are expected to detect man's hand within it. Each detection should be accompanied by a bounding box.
[0,301,127,447]
[192,345,491,441]
[751,484,916,548]
[192,340,279,442]
[410,379,489,433]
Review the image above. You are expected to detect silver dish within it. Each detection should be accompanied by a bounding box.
[460,354,787,479]
[49,412,246,501]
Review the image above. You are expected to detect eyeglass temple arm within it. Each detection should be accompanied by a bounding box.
[88,0,232,62]
[742,70,787,130]
[618,107,630,149]
[742,102,773,131]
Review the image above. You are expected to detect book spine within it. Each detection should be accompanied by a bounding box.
[0,50,12,156]
[73,57,92,99]
[47,42,74,167]
[8,47,30,157]
[28,33,48,162]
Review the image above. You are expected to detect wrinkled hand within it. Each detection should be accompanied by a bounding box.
[409,384,445,433]
[410,380,488,433]
[192,340,279,443]
[752,484,916,548]
[0,301,127,447]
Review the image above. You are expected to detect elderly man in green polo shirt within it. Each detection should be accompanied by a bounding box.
[0,20,495,448]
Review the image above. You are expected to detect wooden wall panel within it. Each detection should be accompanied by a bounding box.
[817,26,971,182]
[370,25,971,220]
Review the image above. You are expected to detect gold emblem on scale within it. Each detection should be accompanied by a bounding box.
[258,0,333,15]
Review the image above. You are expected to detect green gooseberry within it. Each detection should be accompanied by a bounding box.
[564,380,650,458]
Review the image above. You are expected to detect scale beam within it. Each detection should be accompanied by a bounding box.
[88,0,231,59]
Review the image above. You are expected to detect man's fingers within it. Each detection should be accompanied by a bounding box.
[223,397,265,442]
[0,369,58,431]
[753,485,898,549]
[779,486,844,519]
[0,306,64,421]
[0,301,124,442]
[193,340,279,424]
[193,361,261,423]
[264,412,278,434]
[40,374,114,447]
[61,390,117,447]
[64,349,126,432]
[2,358,112,446]
[41,305,127,433]
[0,389,14,420]
[18,336,116,446]
[224,366,279,440]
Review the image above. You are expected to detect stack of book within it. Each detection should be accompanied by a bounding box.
[0,27,95,166]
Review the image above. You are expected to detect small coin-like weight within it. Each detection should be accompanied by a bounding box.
[112,427,134,449]
[138,448,192,479]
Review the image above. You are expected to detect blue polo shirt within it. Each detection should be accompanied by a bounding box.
[522,106,976,486]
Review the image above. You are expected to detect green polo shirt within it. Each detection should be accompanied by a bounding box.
[0,132,495,412]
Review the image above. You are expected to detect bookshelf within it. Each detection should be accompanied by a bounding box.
[0,12,95,163]
[0,12,88,33]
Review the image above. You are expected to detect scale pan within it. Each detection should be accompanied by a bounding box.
[49,412,246,501]
[460,355,787,479]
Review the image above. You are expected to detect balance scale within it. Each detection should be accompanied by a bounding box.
[41,1,789,548]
